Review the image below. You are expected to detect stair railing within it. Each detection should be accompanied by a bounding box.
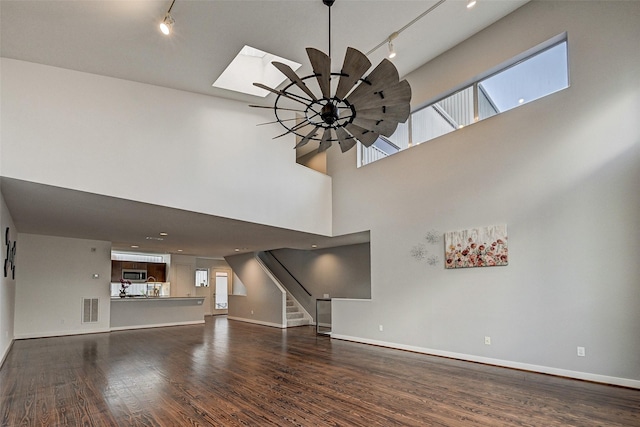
[265,251,312,297]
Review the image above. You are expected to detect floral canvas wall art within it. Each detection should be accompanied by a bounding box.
[444,225,508,269]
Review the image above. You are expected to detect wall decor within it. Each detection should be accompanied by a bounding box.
[4,227,17,279]
[410,229,441,267]
[444,225,508,269]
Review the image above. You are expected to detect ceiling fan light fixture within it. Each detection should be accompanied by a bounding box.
[251,1,411,155]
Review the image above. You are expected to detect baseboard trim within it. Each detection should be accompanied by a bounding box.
[15,328,111,340]
[110,320,205,331]
[227,316,285,329]
[0,339,14,369]
[331,334,640,389]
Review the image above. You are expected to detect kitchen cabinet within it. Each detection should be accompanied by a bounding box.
[147,262,166,282]
[111,260,122,282]
[121,261,147,270]
[111,261,166,282]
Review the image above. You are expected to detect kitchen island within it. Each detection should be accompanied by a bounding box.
[110,297,205,330]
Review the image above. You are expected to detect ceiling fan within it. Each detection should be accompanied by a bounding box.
[251,0,411,154]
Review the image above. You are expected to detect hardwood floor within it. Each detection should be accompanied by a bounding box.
[1,317,638,426]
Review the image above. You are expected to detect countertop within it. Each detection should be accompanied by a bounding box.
[111,296,205,302]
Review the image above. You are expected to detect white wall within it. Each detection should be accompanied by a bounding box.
[328,1,640,387]
[0,190,16,363]
[0,58,332,236]
[14,234,112,338]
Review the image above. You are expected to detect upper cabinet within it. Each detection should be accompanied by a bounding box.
[147,262,166,282]
[111,261,166,282]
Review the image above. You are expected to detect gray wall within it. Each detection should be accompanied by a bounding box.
[328,1,640,387]
[225,253,285,328]
[264,243,371,317]
[14,234,112,339]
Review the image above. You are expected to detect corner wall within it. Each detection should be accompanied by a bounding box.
[14,234,112,338]
[0,190,16,363]
[328,1,640,387]
[225,253,285,328]
[266,243,371,317]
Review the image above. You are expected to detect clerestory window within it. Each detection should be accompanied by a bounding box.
[358,35,569,167]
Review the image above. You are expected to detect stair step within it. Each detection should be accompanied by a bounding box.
[287,312,304,320]
[286,306,297,313]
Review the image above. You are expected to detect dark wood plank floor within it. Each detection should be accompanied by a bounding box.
[1,317,638,426]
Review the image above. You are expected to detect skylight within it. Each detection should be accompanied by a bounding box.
[212,45,301,97]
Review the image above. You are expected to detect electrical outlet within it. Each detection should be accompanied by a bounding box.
[484,336,491,345]
[577,346,586,357]
[323,294,329,299]
[379,324,383,332]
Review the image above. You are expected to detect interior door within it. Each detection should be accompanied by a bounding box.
[212,269,230,315]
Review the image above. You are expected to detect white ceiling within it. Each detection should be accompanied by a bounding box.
[0,0,528,258]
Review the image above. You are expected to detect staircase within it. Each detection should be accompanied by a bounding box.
[286,294,310,327]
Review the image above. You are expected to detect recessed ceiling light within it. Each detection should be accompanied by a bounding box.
[159,232,168,236]
[131,245,139,248]
[212,45,301,97]
[467,0,477,9]
[145,236,164,241]
[235,248,240,252]
[177,249,183,252]
[518,98,525,104]
[311,244,318,248]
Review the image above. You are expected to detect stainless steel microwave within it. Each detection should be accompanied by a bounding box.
[122,269,147,282]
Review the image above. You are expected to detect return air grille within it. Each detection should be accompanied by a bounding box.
[82,298,99,323]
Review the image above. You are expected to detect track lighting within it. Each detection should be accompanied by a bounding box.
[387,31,399,59]
[388,41,396,59]
[159,0,176,35]
[467,0,477,9]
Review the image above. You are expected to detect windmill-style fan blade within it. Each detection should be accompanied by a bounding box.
[348,80,412,111]
[307,47,331,99]
[334,47,371,100]
[356,104,410,123]
[346,123,379,147]
[335,126,357,153]
[317,128,333,153]
[253,83,309,105]
[352,117,398,137]
[346,59,400,104]
[272,62,318,101]
[272,120,310,140]
[295,126,321,149]
[249,104,306,113]
[257,117,300,126]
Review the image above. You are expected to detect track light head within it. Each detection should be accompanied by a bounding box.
[387,31,398,59]
[160,12,175,35]
[388,41,396,59]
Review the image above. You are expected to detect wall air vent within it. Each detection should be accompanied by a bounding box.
[82,298,99,323]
